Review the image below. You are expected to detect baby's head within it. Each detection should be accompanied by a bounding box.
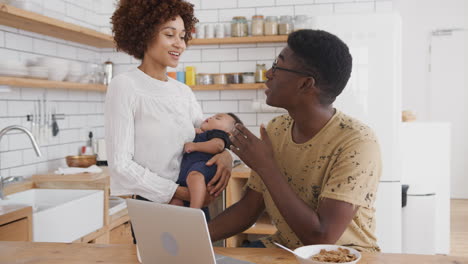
[200,113,243,133]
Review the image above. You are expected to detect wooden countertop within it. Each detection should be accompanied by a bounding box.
[0,242,467,264]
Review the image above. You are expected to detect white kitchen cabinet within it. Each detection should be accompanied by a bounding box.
[375,181,402,253]
[401,122,451,254]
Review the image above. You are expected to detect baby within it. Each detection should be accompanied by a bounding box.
[170,113,242,209]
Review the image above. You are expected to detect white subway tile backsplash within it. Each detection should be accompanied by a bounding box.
[0,150,23,168]
[47,144,69,160]
[20,88,45,100]
[180,49,202,62]
[236,113,257,126]
[8,133,35,151]
[0,101,7,116]
[5,32,33,52]
[59,128,80,144]
[0,133,8,151]
[23,148,48,165]
[193,90,220,100]
[257,113,279,125]
[33,39,57,56]
[201,0,237,9]
[58,102,79,115]
[203,101,238,113]
[239,47,275,61]
[0,169,9,178]
[238,0,274,8]
[185,62,220,73]
[194,10,219,23]
[294,4,334,16]
[220,61,256,73]
[9,164,37,177]
[0,0,387,181]
[239,100,256,113]
[315,0,354,3]
[255,6,295,17]
[334,2,375,13]
[0,31,4,47]
[218,8,256,22]
[7,101,35,117]
[376,1,393,12]
[202,48,238,62]
[246,126,260,138]
[57,43,77,59]
[44,0,66,14]
[220,90,257,100]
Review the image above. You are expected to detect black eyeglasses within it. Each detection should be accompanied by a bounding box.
[271,58,314,78]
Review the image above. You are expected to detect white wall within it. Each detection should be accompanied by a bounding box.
[394,0,468,120]
[0,0,109,178]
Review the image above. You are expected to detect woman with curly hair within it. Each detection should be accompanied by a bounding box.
[105,0,232,217]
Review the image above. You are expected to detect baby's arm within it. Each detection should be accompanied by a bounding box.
[195,127,203,134]
[184,138,225,154]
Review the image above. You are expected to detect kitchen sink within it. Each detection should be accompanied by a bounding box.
[0,188,104,242]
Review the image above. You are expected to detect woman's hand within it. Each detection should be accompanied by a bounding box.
[229,124,276,176]
[206,150,233,197]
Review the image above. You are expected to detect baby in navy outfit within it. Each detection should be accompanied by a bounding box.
[170,113,243,209]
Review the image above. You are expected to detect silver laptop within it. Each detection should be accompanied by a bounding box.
[126,199,254,264]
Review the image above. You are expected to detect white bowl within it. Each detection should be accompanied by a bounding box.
[28,66,49,79]
[293,245,361,264]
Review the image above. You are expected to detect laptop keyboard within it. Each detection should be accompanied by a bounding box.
[215,253,255,264]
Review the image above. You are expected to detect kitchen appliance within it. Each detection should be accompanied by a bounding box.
[94,139,107,166]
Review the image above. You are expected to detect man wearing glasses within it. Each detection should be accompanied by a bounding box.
[209,29,382,253]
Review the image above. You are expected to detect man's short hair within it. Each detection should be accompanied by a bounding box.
[288,29,352,105]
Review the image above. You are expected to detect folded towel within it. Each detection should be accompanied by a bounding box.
[54,165,103,175]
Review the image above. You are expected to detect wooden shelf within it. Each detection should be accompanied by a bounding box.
[189,35,288,45]
[0,76,106,92]
[0,4,114,48]
[190,83,266,91]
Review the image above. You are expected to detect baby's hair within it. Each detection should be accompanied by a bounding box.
[227,113,243,125]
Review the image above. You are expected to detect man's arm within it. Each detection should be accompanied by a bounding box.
[229,124,359,245]
[209,188,265,242]
[184,138,225,154]
[258,166,357,244]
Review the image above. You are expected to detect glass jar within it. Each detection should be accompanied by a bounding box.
[251,15,264,36]
[264,16,278,36]
[231,16,248,37]
[242,72,255,84]
[279,15,293,35]
[255,64,267,83]
[213,73,227,85]
[227,73,242,84]
[196,73,213,85]
[294,15,308,31]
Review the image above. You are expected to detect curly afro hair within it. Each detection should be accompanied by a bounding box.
[111,0,198,60]
[288,29,352,105]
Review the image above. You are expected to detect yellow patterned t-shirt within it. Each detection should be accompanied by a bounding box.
[246,110,381,252]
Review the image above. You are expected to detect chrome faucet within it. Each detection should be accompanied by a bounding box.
[0,125,42,199]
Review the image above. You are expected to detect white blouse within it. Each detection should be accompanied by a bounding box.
[104,68,203,203]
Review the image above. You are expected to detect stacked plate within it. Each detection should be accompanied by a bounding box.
[0,60,28,77]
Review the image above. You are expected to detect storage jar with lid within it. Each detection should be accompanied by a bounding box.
[251,15,264,36]
[196,73,213,85]
[231,16,248,37]
[294,15,308,31]
[213,73,227,85]
[227,73,242,84]
[279,15,293,35]
[255,64,267,83]
[264,16,278,36]
[242,72,255,84]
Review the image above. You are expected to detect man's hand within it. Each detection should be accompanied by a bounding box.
[229,124,277,176]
